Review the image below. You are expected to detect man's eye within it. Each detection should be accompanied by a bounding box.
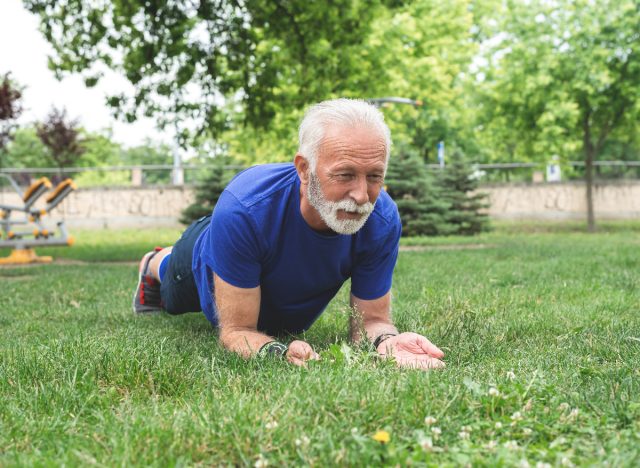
[336,174,354,180]
[368,175,383,182]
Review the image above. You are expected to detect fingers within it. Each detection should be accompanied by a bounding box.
[396,355,446,370]
[415,334,445,359]
[286,340,319,366]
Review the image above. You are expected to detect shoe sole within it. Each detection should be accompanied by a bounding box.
[132,250,164,313]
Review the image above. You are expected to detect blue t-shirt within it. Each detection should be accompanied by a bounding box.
[192,163,401,334]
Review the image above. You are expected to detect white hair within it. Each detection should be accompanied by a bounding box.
[298,98,392,172]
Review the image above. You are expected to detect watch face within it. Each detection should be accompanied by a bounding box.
[269,342,288,356]
[259,341,288,358]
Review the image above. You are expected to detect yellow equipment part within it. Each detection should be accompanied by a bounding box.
[0,248,53,265]
[46,179,77,204]
[23,177,52,203]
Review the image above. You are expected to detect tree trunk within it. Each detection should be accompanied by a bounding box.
[585,146,595,232]
[582,106,596,232]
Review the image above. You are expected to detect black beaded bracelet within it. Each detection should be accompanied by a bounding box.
[373,333,397,350]
[257,341,288,358]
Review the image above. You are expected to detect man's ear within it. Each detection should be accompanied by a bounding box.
[294,153,310,184]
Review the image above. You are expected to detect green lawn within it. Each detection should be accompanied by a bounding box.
[1,224,639,466]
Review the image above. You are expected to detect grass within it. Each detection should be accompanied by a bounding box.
[1,223,639,466]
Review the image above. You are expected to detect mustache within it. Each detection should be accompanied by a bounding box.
[332,199,374,214]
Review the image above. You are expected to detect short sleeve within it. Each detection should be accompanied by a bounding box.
[201,191,263,288]
[350,214,402,300]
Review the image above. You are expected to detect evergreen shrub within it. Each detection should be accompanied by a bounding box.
[385,150,489,236]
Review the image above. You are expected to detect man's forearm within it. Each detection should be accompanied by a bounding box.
[219,327,276,358]
[349,293,398,345]
[349,314,398,344]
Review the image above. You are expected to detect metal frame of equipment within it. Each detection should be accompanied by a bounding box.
[0,174,76,264]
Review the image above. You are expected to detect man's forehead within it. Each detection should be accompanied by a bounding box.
[318,124,387,160]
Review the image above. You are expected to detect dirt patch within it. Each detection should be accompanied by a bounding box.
[0,259,138,268]
[0,274,35,280]
[399,243,494,252]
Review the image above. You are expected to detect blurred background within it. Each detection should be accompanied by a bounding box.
[1,0,638,232]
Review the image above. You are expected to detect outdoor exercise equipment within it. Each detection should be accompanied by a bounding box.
[0,174,76,264]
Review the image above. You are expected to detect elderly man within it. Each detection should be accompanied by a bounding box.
[133,98,444,370]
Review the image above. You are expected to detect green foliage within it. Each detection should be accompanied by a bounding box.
[179,157,236,225]
[386,151,454,236]
[386,150,489,236]
[120,141,174,185]
[1,127,48,168]
[23,0,391,144]
[436,150,489,235]
[470,0,640,228]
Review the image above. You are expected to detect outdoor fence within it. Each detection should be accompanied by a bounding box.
[1,160,639,190]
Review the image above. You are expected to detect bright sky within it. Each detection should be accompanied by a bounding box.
[0,0,174,148]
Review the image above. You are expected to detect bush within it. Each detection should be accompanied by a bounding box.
[386,150,489,236]
[179,157,236,225]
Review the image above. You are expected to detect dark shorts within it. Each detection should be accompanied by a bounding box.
[160,215,211,315]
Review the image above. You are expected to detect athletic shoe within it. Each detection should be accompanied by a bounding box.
[132,248,163,313]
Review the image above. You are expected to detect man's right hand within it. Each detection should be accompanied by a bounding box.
[286,340,320,367]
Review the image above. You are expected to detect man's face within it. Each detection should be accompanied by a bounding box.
[306,125,387,235]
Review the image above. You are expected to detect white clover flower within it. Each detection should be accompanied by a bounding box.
[561,456,574,467]
[254,455,268,468]
[489,387,500,397]
[461,425,472,432]
[558,402,570,411]
[504,440,519,450]
[485,440,498,450]
[351,427,358,435]
[265,421,278,430]
[536,463,552,468]
[506,370,516,380]
[431,427,442,436]
[511,411,523,421]
[458,431,470,440]
[419,437,433,451]
[523,428,533,436]
[495,422,503,429]
[518,459,530,468]
[569,408,579,419]
[424,416,437,426]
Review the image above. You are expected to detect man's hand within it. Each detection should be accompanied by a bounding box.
[376,332,445,370]
[286,340,320,367]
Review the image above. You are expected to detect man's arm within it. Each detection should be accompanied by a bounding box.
[215,274,318,365]
[350,292,445,370]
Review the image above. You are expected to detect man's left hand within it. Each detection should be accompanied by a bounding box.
[376,332,445,370]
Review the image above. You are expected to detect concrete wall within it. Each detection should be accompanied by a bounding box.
[1,181,638,228]
[483,181,640,220]
[0,186,194,229]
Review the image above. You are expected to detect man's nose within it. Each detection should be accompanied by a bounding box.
[349,176,369,205]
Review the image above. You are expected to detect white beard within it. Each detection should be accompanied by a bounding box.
[307,171,375,235]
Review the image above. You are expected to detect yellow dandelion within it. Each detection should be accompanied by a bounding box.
[372,430,390,444]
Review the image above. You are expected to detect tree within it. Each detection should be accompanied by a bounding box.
[436,150,489,235]
[36,107,85,174]
[385,150,454,236]
[23,0,390,145]
[180,157,236,225]
[120,141,174,185]
[0,73,23,163]
[365,0,477,163]
[474,0,640,231]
